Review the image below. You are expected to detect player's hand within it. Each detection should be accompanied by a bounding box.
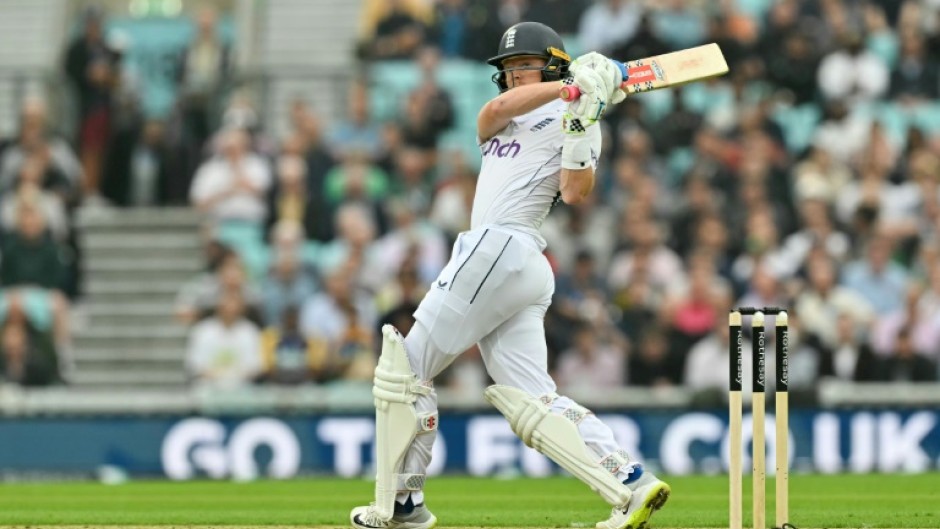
[570,51,627,106]
[563,70,607,125]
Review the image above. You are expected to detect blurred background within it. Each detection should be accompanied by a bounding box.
[0,0,938,481]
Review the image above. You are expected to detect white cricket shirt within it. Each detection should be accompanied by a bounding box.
[472,99,576,251]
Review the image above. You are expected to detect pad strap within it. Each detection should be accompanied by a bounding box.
[397,473,426,491]
[599,449,629,475]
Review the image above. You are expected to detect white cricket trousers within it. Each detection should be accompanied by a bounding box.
[397,226,634,502]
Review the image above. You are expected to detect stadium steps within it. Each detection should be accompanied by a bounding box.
[84,279,182,304]
[259,0,363,136]
[0,0,63,135]
[71,206,201,389]
[68,368,189,388]
[83,302,179,327]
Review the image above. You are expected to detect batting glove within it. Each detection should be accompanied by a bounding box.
[563,70,607,123]
[570,51,628,106]
[561,106,602,170]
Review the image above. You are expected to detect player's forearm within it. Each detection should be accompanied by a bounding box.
[560,167,594,204]
[478,81,562,141]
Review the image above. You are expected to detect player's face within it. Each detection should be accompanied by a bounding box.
[501,56,547,90]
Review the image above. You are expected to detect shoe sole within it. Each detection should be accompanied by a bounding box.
[350,512,438,529]
[623,482,671,529]
[394,514,438,529]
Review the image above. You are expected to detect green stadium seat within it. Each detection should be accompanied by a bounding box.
[735,0,774,25]
[369,61,420,122]
[911,102,940,134]
[867,32,899,70]
[876,103,909,148]
[772,103,820,153]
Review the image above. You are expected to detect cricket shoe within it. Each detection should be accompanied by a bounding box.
[350,499,437,529]
[596,478,671,529]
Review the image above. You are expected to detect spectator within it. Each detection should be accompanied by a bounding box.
[388,146,434,215]
[430,0,470,58]
[282,98,335,241]
[650,88,704,157]
[542,192,617,272]
[459,0,518,62]
[358,0,429,60]
[555,320,626,392]
[792,145,853,206]
[174,251,262,326]
[299,263,377,381]
[63,6,120,200]
[0,163,69,242]
[374,252,427,316]
[429,150,476,242]
[763,30,820,105]
[176,7,231,153]
[0,316,60,386]
[611,12,668,64]
[815,313,882,382]
[735,264,787,312]
[260,234,318,328]
[649,0,707,48]
[189,127,272,227]
[871,282,940,360]
[608,216,685,303]
[316,203,385,292]
[102,119,172,206]
[889,31,938,104]
[0,199,72,369]
[811,100,871,164]
[659,258,730,357]
[882,326,937,382]
[817,30,889,103]
[0,97,81,202]
[327,81,386,163]
[841,236,909,315]
[684,323,748,399]
[629,325,683,388]
[795,253,875,347]
[400,47,455,153]
[375,197,447,285]
[578,0,643,56]
[775,198,851,277]
[525,0,588,35]
[265,155,322,243]
[553,249,609,327]
[185,290,263,387]
[259,306,328,384]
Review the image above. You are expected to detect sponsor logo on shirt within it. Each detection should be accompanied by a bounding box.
[482,138,522,158]
[530,117,555,132]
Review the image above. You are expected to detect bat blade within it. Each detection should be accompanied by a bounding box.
[622,42,729,92]
[559,43,729,101]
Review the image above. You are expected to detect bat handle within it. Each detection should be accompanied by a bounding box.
[559,85,581,102]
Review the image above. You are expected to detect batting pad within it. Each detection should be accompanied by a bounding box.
[372,325,433,521]
[484,385,632,508]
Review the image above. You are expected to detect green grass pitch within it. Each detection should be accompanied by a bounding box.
[0,474,938,527]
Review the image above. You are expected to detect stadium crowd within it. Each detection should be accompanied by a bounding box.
[1,0,939,404]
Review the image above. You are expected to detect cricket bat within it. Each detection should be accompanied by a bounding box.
[559,43,729,101]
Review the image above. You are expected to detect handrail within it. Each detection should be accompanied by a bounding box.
[3,380,939,416]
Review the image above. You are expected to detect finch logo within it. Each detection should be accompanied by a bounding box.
[482,138,522,158]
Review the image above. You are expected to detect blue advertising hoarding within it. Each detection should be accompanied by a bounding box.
[1,410,938,479]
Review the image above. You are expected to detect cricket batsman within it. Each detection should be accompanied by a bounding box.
[351,21,671,529]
